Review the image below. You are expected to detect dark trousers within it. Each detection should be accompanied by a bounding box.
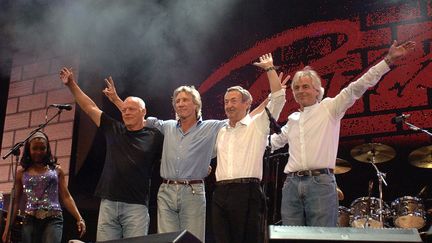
[212,182,264,243]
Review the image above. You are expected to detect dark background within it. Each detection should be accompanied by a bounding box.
[0,0,431,242]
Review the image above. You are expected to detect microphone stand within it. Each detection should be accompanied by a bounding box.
[262,133,272,243]
[367,149,387,228]
[268,152,289,224]
[262,107,282,243]
[1,108,64,242]
[403,121,432,137]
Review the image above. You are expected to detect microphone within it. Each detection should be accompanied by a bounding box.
[265,107,281,134]
[49,104,72,111]
[391,114,411,124]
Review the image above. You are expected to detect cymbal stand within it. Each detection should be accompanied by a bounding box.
[368,149,388,228]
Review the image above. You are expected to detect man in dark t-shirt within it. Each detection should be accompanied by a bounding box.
[60,68,163,241]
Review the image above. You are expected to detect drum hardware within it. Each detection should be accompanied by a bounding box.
[351,143,395,228]
[334,158,351,174]
[363,180,374,228]
[409,145,432,169]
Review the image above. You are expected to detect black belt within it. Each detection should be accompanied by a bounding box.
[287,168,334,177]
[216,177,260,185]
[162,179,203,185]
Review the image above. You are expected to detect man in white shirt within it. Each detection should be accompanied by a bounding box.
[270,40,415,226]
[212,53,286,243]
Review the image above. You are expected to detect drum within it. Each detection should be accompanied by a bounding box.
[350,197,389,228]
[337,206,350,227]
[391,196,426,229]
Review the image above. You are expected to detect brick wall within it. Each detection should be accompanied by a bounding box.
[0,52,79,193]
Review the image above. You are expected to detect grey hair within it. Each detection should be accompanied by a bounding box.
[226,86,253,112]
[125,96,146,109]
[172,85,202,120]
[291,66,325,102]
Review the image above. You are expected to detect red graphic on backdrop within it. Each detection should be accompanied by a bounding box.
[199,11,432,141]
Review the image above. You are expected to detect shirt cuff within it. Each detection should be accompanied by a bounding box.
[269,89,286,99]
[377,59,392,73]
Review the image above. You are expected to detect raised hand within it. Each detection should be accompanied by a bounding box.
[250,71,290,118]
[253,53,274,70]
[102,76,120,102]
[59,67,74,85]
[279,72,291,90]
[386,40,416,64]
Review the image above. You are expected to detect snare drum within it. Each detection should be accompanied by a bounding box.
[391,196,426,229]
[350,197,389,228]
[337,206,350,227]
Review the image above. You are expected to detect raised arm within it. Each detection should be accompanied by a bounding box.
[102,76,124,112]
[253,53,282,93]
[60,67,102,127]
[329,40,416,118]
[250,72,290,117]
[57,167,86,238]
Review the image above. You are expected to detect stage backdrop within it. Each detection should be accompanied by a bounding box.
[0,0,431,242]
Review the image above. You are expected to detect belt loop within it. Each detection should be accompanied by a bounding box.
[189,184,195,195]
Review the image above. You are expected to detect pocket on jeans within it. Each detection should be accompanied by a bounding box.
[282,177,293,189]
[312,174,335,185]
[191,184,205,196]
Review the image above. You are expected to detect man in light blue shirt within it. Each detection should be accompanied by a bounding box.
[106,83,223,242]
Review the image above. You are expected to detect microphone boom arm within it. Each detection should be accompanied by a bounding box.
[404,121,432,137]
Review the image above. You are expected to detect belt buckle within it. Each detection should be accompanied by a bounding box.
[297,170,312,177]
[35,210,48,219]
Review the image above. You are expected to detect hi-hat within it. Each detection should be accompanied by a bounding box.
[409,145,432,169]
[335,158,351,174]
[351,143,396,163]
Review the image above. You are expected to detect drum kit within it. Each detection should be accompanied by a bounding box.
[335,143,432,230]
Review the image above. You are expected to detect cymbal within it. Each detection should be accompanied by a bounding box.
[351,143,396,163]
[409,145,432,169]
[334,158,351,174]
[337,186,344,201]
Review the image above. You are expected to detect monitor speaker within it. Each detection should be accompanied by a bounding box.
[268,225,422,242]
[96,230,201,243]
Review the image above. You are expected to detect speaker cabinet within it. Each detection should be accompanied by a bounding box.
[269,225,422,242]
[98,230,201,243]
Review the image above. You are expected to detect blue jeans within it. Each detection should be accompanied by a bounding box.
[22,214,63,243]
[281,173,338,226]
[157,183,206,242]
[96,199,150,241]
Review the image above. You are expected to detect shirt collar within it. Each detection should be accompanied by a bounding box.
[176,117,202,127]
[300,102,319,112]
[227,114,251,128]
